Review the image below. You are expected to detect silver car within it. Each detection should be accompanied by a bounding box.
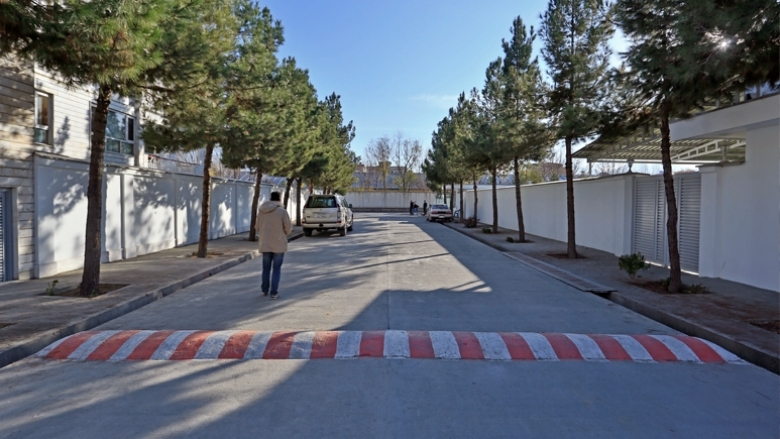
[302,194,354,236]
[426,204,453,222]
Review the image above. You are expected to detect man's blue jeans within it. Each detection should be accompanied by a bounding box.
[261,252,285,295]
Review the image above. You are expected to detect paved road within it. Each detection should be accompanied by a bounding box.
[1,214,777,438]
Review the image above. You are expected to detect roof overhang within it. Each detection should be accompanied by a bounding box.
[574,93,779,164]
[573,130,746,164]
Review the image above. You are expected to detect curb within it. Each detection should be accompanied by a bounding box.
[0,232,304,370]
[608,292,779,374]
[442,223,613,294]
[441,222,779,375]
[442,222,510,253]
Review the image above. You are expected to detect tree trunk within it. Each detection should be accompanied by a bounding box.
[661,111,682,292]
[472,176,478,223]
[450,183,455,210]
[197,143,215,258]
[309,179,314,195]
[513,156,526,242]
[79,84,112,297]
[459,180,464,223]
[491,166,498,233]
[283,177,293,209]
[443,184,447,205]
[295,178,303,226]
[248,167,262,242]
[565,135,577,258]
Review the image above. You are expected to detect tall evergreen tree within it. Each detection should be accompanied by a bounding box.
[9,0,227,295]
[540,0,614,258]
[615,0,778,292]
[316,94,358,195]
[476,61,514,234]
[499,17,552,242]
[145,1,282,253]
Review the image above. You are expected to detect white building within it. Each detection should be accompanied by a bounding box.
[0,57,298,282]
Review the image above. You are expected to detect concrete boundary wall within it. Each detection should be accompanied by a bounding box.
[463,141,779,292]
[343,190,437,209]
[32,154,300,278]
[463,175,634,258]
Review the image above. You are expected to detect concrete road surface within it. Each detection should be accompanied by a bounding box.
[0,214,777,438]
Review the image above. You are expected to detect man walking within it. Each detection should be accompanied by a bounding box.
[256,191,292,299]
[423,200,428,216]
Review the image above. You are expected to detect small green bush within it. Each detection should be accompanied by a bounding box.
[482,227,492,234]
[688,283,707,294]
[45,280,59,296]
[506,236,515,243]
[618,253,648,278]
[464,217,478,228]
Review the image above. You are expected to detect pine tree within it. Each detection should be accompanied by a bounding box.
[9,0,228,295]
[145,0,282,253]
[615,0,778,292]
[540,0,614,258]
[498,17,553,241]
[315,94,358,195]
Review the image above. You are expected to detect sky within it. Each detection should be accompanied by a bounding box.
[261,0,560,161]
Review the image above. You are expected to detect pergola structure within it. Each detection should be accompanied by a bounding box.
[573,126,746,166]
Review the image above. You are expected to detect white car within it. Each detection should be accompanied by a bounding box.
[426,204,453,222]
[302,194,354,236]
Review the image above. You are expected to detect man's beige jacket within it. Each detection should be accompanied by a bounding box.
[256,201,292,253]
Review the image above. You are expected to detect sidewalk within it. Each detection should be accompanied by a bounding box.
[0,227,303,368]
[442,221,779,374]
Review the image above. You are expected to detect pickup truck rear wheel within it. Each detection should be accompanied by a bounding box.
[304,228,313,236]
[339,225,347,236]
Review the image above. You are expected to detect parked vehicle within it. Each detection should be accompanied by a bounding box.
[302,194,354,236]
[426,204,453,222]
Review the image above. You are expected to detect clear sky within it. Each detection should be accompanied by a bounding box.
[261,0,555,161]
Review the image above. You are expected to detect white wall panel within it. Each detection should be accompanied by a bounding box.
[698,125,779,291]
[34,157,88,277]
[343,191,436,209]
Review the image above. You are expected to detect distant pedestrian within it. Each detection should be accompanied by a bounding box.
[410,200,414,216]
[423,201,428,215]
[256,191,292,299]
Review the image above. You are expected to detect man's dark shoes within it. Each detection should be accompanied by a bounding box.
[262,291,269,297]
[270,293,279,300]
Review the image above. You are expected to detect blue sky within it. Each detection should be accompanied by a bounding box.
[261,0,556,161]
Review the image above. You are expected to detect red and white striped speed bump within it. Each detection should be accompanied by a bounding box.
[35,330,745,364]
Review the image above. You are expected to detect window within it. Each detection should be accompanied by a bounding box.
[305,196,337,208]
[34,92,51,144]
[93,106,135,155]
[105,109,135,154]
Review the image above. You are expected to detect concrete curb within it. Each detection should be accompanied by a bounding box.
[0,232,304,370]
[442,222,510,252]
[608,292,779,374]
[443,223,613,294]
[442,222,779,375]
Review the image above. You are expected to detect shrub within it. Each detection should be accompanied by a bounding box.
[45,280,59,296]
[482,227,492,234]
[506,236,515,243]
[464,217,478,228]
[618,253,649,278]
[688,283,707,294]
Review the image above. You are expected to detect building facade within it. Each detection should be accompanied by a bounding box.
[0,57,292,282]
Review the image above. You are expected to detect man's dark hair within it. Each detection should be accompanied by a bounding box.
[270,191,281,201]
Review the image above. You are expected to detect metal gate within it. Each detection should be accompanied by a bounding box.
[632,173,701,273]
[0,189,7,282]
